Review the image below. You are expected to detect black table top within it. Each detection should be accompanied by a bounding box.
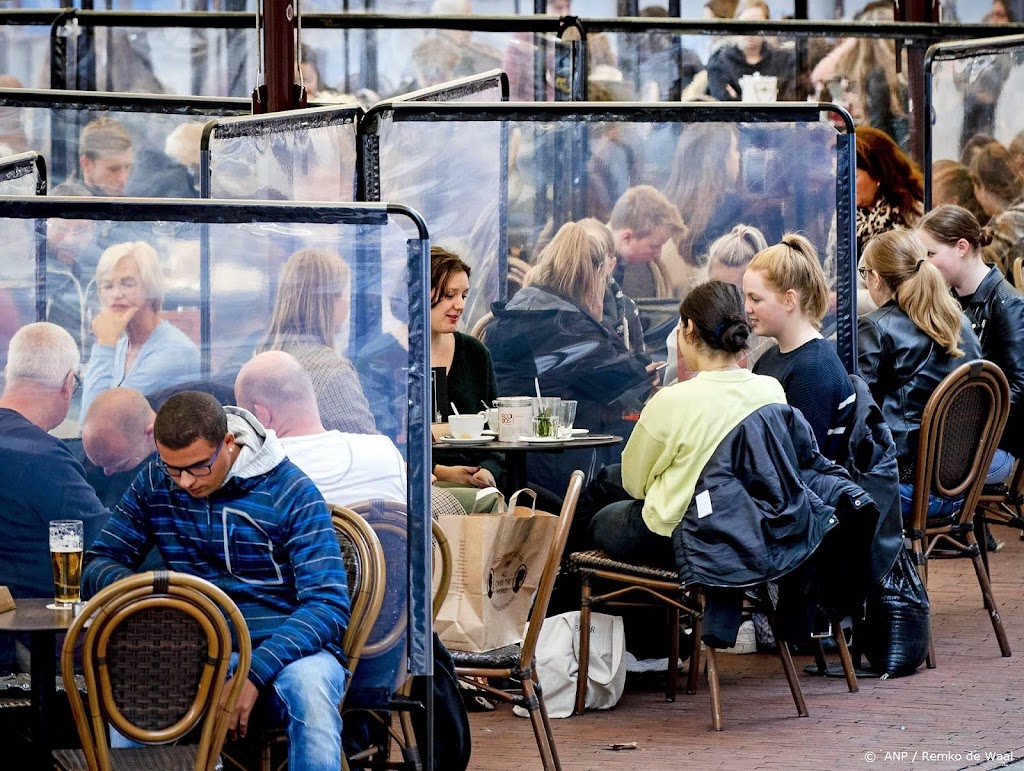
[0,597,75,634]
[433,434,623,453]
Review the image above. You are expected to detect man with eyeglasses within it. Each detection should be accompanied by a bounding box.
[82,390,350,771]
[0,322,109,673]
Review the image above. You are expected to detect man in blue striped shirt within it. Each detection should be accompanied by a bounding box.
[83,390,350,771]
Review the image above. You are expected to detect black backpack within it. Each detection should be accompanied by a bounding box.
[408,634,472,771]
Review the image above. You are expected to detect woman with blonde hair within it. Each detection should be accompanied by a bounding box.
[487,220,653,491]
[745,234,853,455]
[257,247,376,434]
[80,240,199,418]
[858,229,981,517]
[916,203,1023,482]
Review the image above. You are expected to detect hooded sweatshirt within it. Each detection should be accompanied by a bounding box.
[82,407,351,688]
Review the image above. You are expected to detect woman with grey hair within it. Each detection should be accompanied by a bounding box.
[80,241,199,418]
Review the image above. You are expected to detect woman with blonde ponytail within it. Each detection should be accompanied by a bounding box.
[916,203,1024,482]
[744,233,854,457]
[858,229,982,518]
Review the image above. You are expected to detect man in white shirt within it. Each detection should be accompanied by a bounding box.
[234,350,406,506]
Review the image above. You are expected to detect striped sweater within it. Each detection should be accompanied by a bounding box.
[82,407,351,689]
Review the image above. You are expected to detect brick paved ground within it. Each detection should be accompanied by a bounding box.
[467,534,1024,771]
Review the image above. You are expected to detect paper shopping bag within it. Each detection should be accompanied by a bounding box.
[436,492,557,653]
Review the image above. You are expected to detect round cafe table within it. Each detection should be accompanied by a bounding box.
[0,598,76,769]
[432,434,623,492]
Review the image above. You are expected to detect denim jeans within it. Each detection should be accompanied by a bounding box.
[113,649,347,771]
[899,450,1015,521]
[258,650,348,771]
[589,497,676,569]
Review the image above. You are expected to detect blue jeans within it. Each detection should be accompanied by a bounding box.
[113,650,348,771]
[900,450,1015,521]
[258,650,348,771]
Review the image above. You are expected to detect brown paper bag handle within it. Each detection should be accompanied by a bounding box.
[506,487,538,514]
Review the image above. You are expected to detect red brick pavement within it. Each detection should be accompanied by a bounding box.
[467,535,1024,771]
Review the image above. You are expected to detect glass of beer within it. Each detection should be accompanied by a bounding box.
[49,519,84,609]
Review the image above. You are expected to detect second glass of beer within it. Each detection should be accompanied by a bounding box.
[49,519,83,609]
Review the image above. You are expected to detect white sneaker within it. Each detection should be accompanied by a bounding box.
[719,620,757,654]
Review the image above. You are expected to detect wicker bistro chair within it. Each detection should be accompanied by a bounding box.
[247,504,388,771]
[568,550,702,714]
[977,460,1024,560]
[448,470,585,771]
[906,360,1012,667]
[52,571,252,771]
[340,511,453,771]
[568,551,817,730]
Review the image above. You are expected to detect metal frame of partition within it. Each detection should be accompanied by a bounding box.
[198,102,364,201]
[0,193,434,766]
[0,86,250,186]
[0,151,47,195]
[922,32,1024,209]
[47,10,585,101]
[390,68,510,103]
[360,100,859,371]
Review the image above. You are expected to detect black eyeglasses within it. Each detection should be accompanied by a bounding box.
[858,265,871,280]
[71,372,82,395]
[159,441,224,479]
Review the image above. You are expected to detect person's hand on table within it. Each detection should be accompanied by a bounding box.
[434,464,492,488]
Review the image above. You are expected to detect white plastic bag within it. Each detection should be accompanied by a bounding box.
[521,611,626,719]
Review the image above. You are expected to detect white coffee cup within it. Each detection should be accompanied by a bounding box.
[449,414,486,439]
[484,408,499,431]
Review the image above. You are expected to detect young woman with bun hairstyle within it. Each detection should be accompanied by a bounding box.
[744,233,854,456]
[588,280,786,567]
[858,229,982,516]
[916,203,1024,473]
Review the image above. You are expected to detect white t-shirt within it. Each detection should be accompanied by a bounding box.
[280,431,406,507]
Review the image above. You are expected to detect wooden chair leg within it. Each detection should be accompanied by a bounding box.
[811,638,828,675]
[522,674,561,771]
[831,616,859,693]
[574,576,593,716]
[686,611,701,696]
[534,675,562,771]
[704,644,723,731]
[666,606,679,703]
[774,637,809,718]
[970,549,1012,657]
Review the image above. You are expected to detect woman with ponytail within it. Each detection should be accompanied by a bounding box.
[588,280,786,567]
[858,229,982,516]
[916,203,1024,477]
[744,233,854,457]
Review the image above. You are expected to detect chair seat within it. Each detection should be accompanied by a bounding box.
[449,643,522,670]
[569,549,678,582]
[53,745,201,771]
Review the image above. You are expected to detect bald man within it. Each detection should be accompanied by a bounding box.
[82,387,158,478]
[235,351,405,505]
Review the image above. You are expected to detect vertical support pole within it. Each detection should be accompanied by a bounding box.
[257,0,301,113]
[901,0,938,169]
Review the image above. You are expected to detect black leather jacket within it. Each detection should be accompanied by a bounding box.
[957,266,1024,455]
[858,301,981,466]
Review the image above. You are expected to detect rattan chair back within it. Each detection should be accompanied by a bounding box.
[906,359,1012,665]
[908,359,1010,535]
[329,504,387,675]
[54,571,251,771]
[343,500,411,662]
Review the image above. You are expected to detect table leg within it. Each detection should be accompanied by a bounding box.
[506,453,528,493]
[28,631,57,769]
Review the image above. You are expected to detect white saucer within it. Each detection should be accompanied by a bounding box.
[482,429,498,436]
[517,435,570,444]
[438,435,496,446]
[570,428,589,436]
